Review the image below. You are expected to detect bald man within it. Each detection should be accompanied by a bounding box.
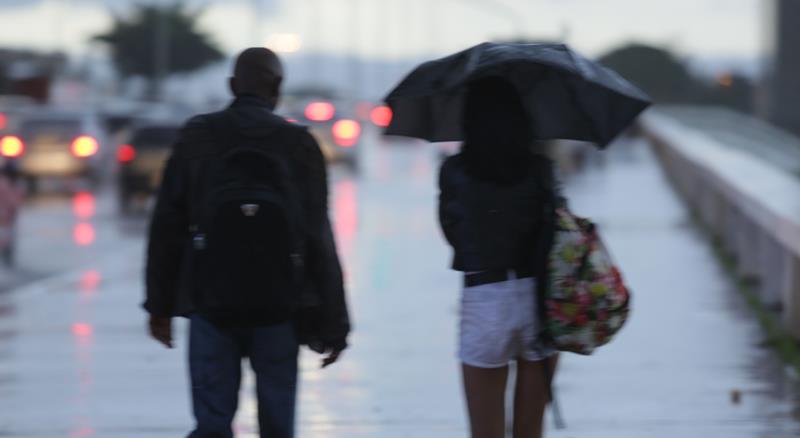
[144,48,350,438]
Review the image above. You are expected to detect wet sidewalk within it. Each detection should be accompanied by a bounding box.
[0,137,798,437]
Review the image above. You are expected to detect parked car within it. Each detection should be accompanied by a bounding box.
[0,110,110,192]
[0,161,22,267]
[280,94,363,169]
[116,122,180,213]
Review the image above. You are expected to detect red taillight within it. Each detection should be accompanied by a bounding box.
[117,144,136,163]
[370,105,393,127]
[71,135,99,158]
[304,102,335,122]
[0,136,24,158]
[332,119,361,147]
[0,113,7,130]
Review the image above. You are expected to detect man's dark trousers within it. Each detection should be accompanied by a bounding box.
[187,315,299,438]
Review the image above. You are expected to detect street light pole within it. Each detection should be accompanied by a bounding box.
[153,2,171,101]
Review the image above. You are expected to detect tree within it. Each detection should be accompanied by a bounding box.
[94,3,224,98]
[598,44,698,104]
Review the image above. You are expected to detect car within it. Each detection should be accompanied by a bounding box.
[99,99,194,139]
[279,93,363,169]
[116,122,180,213]
[0,110,110,193]
[0,161,22,267]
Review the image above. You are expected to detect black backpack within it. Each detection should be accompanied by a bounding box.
[190,116,305,327]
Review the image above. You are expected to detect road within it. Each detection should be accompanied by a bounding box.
[0,129,798,437]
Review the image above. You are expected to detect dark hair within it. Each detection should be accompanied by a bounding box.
[461,76,533,184]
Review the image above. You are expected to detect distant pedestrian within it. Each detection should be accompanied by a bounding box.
[0,161,22,267]
[438,77,561,438]
[144,47,350,438]
[0,161,21,221]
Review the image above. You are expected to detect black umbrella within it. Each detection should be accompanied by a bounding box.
[384,42,651,147]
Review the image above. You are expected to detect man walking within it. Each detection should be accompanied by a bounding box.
[144,47,350,438]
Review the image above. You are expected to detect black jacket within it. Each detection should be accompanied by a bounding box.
[438,153,561,274]
[144,96,350,349]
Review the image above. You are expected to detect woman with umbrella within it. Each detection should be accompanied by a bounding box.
[440,76,560,438]
[385,43,649,437]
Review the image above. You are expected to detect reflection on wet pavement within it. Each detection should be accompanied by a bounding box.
[72,192,96,220]
[0,132,798,437]
[333,178,358,266]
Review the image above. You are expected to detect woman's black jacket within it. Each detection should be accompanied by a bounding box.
[438,153,562,279]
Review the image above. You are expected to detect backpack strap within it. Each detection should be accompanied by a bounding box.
[186,111,239,230]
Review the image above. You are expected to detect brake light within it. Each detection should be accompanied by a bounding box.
[370,105,393,127]
[71,136,99,158]
[332,119,361,147]
[0,136,24,157]
[304,102,335,122]
[117,144,136,163]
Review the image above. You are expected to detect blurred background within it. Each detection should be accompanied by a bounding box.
[0,1,799,437]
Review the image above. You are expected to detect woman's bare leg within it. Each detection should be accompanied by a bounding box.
[512,355,559,438]
[462,363,509,438]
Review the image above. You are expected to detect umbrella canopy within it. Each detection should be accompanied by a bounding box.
[384,42,651,147]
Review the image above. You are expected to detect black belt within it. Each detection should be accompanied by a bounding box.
[464,267,534,288]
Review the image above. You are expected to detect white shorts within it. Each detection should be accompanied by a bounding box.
[459,273,556,368]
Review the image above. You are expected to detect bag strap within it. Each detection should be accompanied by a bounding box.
[542,359,566,429]
[533,157,567,429]
[188,111,243,228]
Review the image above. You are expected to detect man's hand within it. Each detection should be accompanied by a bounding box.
[148,315,173,349]
[321,348,343,368]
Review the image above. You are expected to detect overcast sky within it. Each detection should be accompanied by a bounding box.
[0,0,768,64]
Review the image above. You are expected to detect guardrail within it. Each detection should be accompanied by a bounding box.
[641,110,800,338]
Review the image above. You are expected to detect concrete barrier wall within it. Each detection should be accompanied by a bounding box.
[641,112,800,337]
